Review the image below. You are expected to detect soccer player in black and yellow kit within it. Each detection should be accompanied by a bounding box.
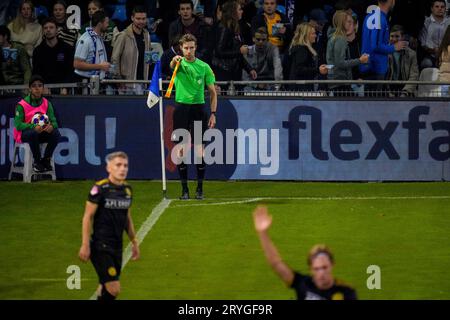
[78,152,140,300]
[253,205,357,300]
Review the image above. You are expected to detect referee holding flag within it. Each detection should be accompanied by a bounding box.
[169,33,217,200]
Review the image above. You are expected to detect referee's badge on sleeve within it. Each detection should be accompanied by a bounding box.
[90,185,99,195]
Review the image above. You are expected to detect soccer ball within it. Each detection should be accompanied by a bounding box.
[31,113,49,127]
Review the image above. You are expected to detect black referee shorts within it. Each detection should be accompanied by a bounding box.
[90,241,122,284]
[172,103,209,144]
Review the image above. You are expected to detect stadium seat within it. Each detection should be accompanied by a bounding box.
[418,68,442,97]
[8,143,56,183]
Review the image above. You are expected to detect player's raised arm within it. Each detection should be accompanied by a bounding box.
[126,209,140,261]
[79,201,98,262]
[253,205,295,286]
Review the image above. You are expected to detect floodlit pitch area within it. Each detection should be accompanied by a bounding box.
[0,181,449,300]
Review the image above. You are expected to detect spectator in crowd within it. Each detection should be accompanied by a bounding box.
[0,25,31,85]
[32,17,74,86]
[13,74,61,173]
[251,0,292,55]
[326,10,369,95]
[360,0,407,94]
[438,25,450,96]
[7,0,42,57]
[308,8,329,66]
[419,0,450,69]
[73,10,110,81]
[161,35,181,80]
[52,0,80,48]
[168,0,212,62]
[80,0,119,58]
[112,6,151,94]
[287,22,328,91]
[242,27,282,90]
[212,0,256,82]
[387,25,419,97]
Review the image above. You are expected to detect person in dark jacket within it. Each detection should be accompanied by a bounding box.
[287,22,328,91]
[168,0,213,63]
[251,0,292,55]
[212,0,257,82]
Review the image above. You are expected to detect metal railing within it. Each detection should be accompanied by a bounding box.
[1,78,450,99]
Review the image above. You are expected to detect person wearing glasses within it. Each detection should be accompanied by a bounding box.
[13,75,61,173]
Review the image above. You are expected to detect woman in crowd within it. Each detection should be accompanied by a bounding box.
[212,0,256,83]
[287,22,328,91]
[52,0,79,48]
[7,0,42,57]
[326,10,368,95]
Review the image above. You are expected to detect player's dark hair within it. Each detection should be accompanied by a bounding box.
[179,0,194,10]
[179,33,197,45]
[29,74,45,87]
[308,245,334,266]
[132,5,147,16]
[91,10,107,27]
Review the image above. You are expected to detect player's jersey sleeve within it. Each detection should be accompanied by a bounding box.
[87,183,104,204]
[205,64,215,86]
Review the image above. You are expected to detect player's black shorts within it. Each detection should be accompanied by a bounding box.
[172,103,209,143]
[90,241,122,284]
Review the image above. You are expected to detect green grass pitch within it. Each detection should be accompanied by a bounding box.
[0,180,449,300]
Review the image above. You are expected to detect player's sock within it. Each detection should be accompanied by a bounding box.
[177,163,188,191]
[196,161,205,191]
[98,285,117,301]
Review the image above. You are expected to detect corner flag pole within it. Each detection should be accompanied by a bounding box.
[158,77,167,199]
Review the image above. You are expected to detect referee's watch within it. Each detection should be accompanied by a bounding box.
[211,111,216,117]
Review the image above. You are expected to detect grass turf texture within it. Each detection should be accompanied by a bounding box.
[0,181,449,300]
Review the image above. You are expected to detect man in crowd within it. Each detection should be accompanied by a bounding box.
[0,25,31,85]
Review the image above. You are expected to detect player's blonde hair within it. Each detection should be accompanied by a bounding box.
[307,244,335,266]
[106,151,128,163]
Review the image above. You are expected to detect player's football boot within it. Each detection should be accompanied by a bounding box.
[179,190,190,200]
[195,189,203,200]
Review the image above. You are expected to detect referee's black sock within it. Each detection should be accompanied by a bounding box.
[177,163,188,191]
[196,161,205,191]
[98,285,116,301]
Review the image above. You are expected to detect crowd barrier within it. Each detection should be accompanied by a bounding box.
[0,96,449,181]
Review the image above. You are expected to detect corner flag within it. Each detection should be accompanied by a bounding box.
[147,60,161,108]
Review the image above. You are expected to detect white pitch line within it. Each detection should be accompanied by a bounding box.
[171,198,263,208]
[171,195,450,208]
[88,198,172,300]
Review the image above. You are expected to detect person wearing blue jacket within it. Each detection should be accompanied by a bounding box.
[360,0,407,94]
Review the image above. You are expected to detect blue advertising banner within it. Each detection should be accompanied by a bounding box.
[0,96,449,181]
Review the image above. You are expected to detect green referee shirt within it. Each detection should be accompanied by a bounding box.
[174,58,215,105]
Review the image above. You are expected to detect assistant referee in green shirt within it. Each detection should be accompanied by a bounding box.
[169,33,218,200]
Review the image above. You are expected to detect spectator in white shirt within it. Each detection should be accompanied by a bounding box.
[419,0,450,68]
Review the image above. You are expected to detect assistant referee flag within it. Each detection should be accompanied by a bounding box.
[147,60,161,109]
